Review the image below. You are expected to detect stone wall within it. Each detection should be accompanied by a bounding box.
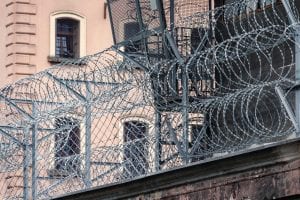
[55,138,300,200]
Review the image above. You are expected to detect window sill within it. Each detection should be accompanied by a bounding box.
[48,56,87,65]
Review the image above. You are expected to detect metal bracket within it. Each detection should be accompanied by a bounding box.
[189,125,206,156]
[112,46,150,72]
[166,118,187,159]
[0,93,33,120]
[281,0,297,24]
[275,86,300,133]
[46,72,86,102]
[165,31,185,65]
[0,128,24,147]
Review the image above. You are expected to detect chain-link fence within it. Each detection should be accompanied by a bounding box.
[1,0,300,199]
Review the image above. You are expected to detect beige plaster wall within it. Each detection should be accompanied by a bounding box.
[0,1,7,87]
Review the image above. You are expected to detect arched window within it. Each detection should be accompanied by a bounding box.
[49,12,86,62]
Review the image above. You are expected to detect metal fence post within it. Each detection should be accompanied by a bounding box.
[23,128,30,200]
[31,103,38,199]
[295,29,300,136]
[181,66,189,164]
[154,111,161,171]
[85,82,92,188]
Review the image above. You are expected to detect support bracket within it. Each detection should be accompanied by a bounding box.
[46,72,86,102]
[275,86,300,133]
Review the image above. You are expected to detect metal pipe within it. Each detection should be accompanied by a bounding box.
[154,111,161,171]
[23,128,30,200]
[275,86,300,133]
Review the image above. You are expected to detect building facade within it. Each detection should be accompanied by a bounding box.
[0,0,113,87]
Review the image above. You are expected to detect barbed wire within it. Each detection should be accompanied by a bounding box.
[0,0,300,199]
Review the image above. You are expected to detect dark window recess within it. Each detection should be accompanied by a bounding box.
[56,18,79,58]
[191,28,208,54]
[190,124,212,162]
[123,121,148,178]
[54,117,80,176]
[124,22,142,53]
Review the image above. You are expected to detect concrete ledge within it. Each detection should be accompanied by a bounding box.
[6,24,36,35]
[6,43,36,55]
[6,3,37,15]
[54,138,300,200]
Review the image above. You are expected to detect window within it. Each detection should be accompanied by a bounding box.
[49,12,86,62]
[54,117,80,176]
[55,19,79,58]
[123,121,148,178]
[124,22,142,53]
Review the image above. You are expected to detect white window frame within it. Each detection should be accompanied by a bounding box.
[50,11,86,58]
[119,116,154,175]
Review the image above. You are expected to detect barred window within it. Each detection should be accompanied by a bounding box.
[123,121,148,178]
[55,18,79,58]
[54,117,80,176]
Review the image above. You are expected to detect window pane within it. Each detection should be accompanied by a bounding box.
[55,19,79,58]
